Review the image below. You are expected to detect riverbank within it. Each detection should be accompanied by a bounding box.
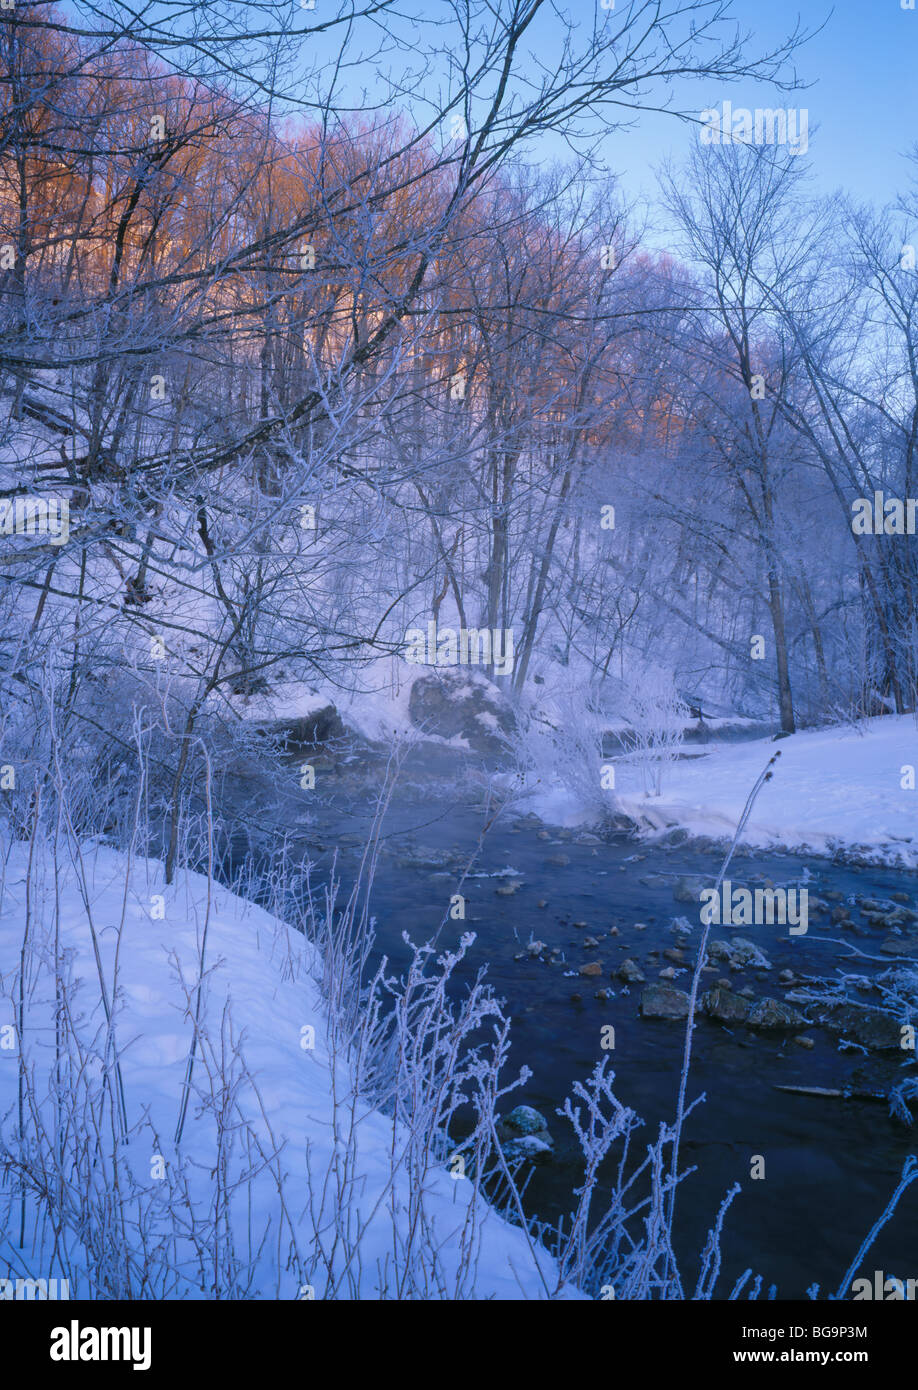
[0,838,579,1299]
[519,716,918,868]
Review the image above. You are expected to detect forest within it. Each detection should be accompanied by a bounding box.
[1,0,917,1317]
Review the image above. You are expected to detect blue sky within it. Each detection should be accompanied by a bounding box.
[579,0,917,220]
[162,0,916,229]
[332,0,917,232]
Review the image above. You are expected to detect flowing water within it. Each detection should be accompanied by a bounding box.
[218,737,918,1299]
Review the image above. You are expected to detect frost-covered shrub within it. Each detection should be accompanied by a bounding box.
[618,665,689,797]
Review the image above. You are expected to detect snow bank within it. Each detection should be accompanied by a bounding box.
[0,840,578,1299]
[527,716,918,865]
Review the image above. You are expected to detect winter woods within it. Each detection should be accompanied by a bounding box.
[1,0,868,760]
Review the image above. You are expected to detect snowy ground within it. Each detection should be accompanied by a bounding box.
[0,840,579,1299]
[525,716,918,867]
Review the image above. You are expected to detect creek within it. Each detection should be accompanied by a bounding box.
[218,735,918,1298]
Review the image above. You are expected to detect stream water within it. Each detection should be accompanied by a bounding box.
[216,737,918,1299]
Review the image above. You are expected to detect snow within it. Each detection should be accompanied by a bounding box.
[526,715,918,865]
[227,660,421,748]
[219,672,918,868]
[0,840,580,1300]
[226,681,335,723]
